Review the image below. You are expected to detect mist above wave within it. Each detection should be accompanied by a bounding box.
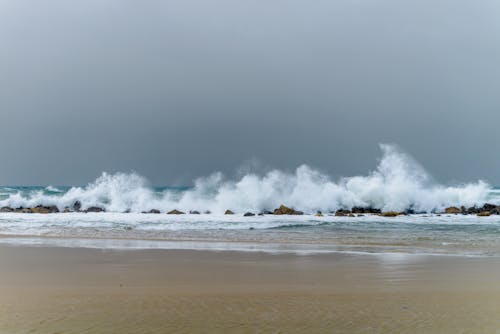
[0,144,491,213]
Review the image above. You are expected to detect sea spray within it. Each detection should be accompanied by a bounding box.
[0,145,491,213]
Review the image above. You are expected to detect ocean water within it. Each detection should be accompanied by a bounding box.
[1,144,500,256]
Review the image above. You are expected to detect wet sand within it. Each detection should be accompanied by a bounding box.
[1,245,500,333]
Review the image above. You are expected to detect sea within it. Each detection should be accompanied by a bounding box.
[1,145,500,257]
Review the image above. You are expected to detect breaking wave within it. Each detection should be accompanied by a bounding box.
[0,144,492,213]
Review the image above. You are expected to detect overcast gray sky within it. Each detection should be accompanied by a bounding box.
[1,0,499,185]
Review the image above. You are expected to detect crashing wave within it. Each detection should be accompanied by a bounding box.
[0,144,491,213]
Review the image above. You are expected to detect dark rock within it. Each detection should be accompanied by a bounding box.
[85,206,105,213]
[243,212,255,217]
[224,210,235,215]
[480,204,500,215]
[351,207,381,214]
[0,207,14,212]
[73,201,82,211]
[466,207,479,214]
[273,205,303,215]
[482,203,496,212]
[167,209,185,214]
[63,207,72,213]
[148,209,161,214]
[15,207,32,213]
[335,209,352,216]
[190,210,201,214]
[489,206,500,215]
[315,211,323,217]
[204,210,211,214]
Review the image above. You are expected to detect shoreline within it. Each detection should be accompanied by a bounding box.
[0,234,495,258]
[1,245,500,333]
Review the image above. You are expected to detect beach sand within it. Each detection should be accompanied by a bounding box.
[1,245,500,333]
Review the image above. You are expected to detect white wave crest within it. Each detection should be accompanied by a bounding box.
[0,144,492,213]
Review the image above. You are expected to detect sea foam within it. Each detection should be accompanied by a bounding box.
[0,144,492,213]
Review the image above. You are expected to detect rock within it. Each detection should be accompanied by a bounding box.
[31,206,50,214]
[15,207,32,213]
[381,211,400,217]
[481,203,496,212]
[351,207,381,214]
[315,211,323,217]
[224,210,235,215]
[190,210,200,214]
[477,211,491,217]
[466,206,479,215]
[63,207,72,213]
[482,204,500,215]
[204,210,211,214]
[85,206,105,213]
[445,207,461,214]
[148,209,161,214]
[31,205,59,214]
[273,205,303,215]
[348,213,355,217]
[73,201,82,211]
[357,214,365,217]
[335,209,353,216]
[0,207,14,212]
[167,209,185,214]
[243,212,255,217]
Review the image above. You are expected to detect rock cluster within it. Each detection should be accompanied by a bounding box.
[444,203,500,216]
[351,207,382,214]
[2,202,500,217]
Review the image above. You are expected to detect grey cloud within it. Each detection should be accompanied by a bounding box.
[0,0,499,185]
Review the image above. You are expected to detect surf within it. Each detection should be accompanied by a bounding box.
[0,144,492,213]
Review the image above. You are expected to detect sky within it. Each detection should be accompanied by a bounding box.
[0,0,500,186]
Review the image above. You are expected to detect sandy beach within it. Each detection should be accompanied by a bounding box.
[0,245,499,333]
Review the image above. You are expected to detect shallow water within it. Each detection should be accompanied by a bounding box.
[2,212,500,256]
